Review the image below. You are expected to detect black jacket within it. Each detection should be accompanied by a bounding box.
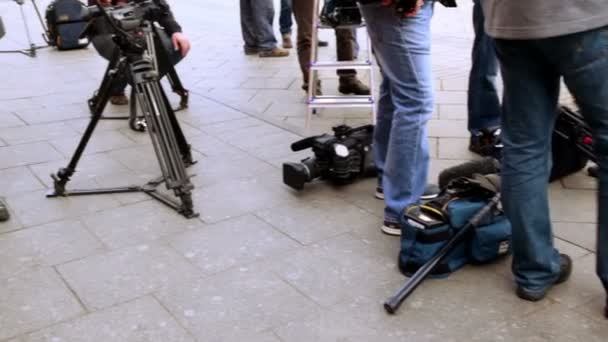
[87,0,182,35]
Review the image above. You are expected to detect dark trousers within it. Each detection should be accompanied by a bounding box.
[292,0,356,85]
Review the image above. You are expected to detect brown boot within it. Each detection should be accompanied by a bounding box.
[259,47,289,58]
[338,76,370,95]
[110,94,129,105]
[282,33,293,49]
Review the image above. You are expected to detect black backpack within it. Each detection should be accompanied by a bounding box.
[45,0,89,50]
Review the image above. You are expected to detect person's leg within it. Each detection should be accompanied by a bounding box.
[360,1,434,227]
[240,0,259,54]
[251,0,286,57]
[292,0,314,88]
[335,28,370,95]
[279,0,294,48]
[373,72,395,199]
[494,39,564,297]
[548,25,608,301]
[467,0,501,155]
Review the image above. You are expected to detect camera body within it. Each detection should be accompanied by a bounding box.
[321,0,362,27]
[83,0,162,32]
[283,125,376,190]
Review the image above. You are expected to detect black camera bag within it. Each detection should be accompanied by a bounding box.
[45,0,89,50]
[550,106,594,181]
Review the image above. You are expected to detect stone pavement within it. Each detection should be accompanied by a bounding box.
[0,1,605,341]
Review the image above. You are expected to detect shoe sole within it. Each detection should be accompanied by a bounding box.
[375,191,384,200]
[381,225,401,236]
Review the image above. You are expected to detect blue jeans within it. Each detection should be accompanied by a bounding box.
[360,1,434,223]
[467,0,500,133]
[495,25,608,295]
[280,0,293,35]
[240,0,277,51]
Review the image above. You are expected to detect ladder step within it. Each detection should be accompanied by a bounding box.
[310,61,372,70]
[308,97,374,107]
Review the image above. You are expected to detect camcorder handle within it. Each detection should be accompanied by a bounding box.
[291,137,316,151]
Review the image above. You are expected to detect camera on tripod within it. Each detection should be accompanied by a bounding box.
[283,124,376,190]
[320,0,362,27]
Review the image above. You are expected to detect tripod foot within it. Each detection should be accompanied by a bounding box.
[179,193,199,218]
[47,169,71,197]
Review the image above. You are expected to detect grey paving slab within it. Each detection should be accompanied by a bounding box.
[155,265,321,341]
[10,296,195,342]
[81,200,205,250]
[169,214,298,275]
[241,77,296,90]
[57,242,203,310]
[0,219,105,280]
[428,119,469,138]
[549,186,597,223]
[438,103,468,120]
[192,175,292,223]
[0,122,80,145]
[434,90,468,105]
[0,142,64,169]
[0,268,84,341]
[473,302,608,342]
[0,166,45,196]
[553,221,597,252]
[547,253,605,309]
[256,197,378,245]
[14,103,90,125]
[8,189,122,228]
[267,234,403,307]
[189,153,276,188]
[49,130,138,157]
[0,111,25,128]
[561,167,598,190]
[437,137,478,160]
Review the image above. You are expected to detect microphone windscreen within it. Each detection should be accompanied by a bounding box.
[438,157,500,189]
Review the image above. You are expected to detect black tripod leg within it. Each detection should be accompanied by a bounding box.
[48,54,126,197]
[160,86,195,165]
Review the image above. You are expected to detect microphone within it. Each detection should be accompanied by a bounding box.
[438,157,500,189]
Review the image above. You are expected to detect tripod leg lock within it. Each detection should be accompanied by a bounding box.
[47,167,73,197]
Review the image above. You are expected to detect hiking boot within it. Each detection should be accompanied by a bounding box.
[0,197,9,222]
[381,220,401,236]
[469,127,502,158]
[375,184,440,201]
[282,33,293,49]
[110,94,129,105]
[302,80,322,96]
[259,47,289,58]
[516,254,573,302]
[338,76,370,95]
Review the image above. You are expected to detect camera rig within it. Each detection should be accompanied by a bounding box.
[47,0,198,218]
[283,124,376,190]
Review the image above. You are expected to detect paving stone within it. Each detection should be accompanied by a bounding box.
[0,219,105,279]
[428,119,469,138]
[548,253,604,309]
[0,268,84,341]
[0,205,25,234]
[8,190,122,228]
[11,296,195,342]
[192,175,292,223]
[0,111,25,128]
[0,166,45,196]
[267,234,403,307]
[0,122,80,145]
[549,186,597,223]
[15,103,90,125]
[256,197,378,245]
[189,153,276,188]
[438,104,468,120]
[437,137,478,159]
[434,90,468,105]
[170,214,298,275]
[81,201,205,250]
[472,303,608,342]
[0,142,64,169]
[49,130,138,157]
[553,222,597,252]
[57,242,203,310]
[561,167,598,190]
[155,265,321,341]
[573,295,607,322]
[241,77,296,90]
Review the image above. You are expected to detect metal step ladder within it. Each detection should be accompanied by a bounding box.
[306,0,376,128]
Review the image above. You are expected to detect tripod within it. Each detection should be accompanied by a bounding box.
[0,0,48,57]
[47,21,198,218]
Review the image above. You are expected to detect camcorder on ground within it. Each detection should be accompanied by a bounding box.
[283,124,376,190]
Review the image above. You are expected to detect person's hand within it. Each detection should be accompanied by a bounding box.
[171,32,191,57]
[405,0,424,16]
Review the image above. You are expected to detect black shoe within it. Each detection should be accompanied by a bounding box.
[516,254,572,302]
[469,127,502,158]
[318,40,329,47]
[302,80,322,96]
[381,221,401,236]
[375,184,439,201]
[338,76,370,95]
[0,197,10,222]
